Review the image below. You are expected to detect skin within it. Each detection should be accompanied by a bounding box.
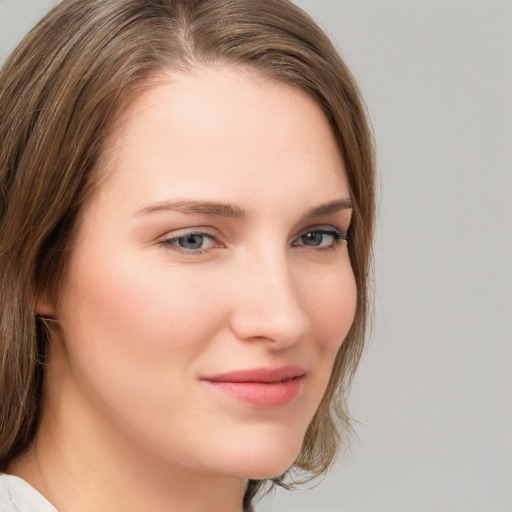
[10,67,357,512]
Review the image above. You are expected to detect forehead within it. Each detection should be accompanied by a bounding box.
[92,66,348,215]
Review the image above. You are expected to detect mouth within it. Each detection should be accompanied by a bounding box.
[201,365,306,408]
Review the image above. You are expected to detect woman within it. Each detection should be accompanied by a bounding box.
[0,0,375,510]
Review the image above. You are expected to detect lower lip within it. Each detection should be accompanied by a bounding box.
[205,377,303,408]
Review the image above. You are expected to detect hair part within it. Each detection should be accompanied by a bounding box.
[0,0,374,508]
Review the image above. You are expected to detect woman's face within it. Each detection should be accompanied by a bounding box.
[45,67,356,480]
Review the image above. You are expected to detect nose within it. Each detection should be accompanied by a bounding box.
[228,248,311,349]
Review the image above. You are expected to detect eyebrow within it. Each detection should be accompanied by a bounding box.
[135,199,247,219]
[135,197,352,219]
[303,198,353,218]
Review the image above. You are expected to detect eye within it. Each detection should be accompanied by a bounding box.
[292,228,347,250]
[160,231,218,254]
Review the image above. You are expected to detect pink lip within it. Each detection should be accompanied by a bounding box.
[202,365,306,408]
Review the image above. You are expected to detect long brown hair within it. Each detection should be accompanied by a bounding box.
[0,0,374,508]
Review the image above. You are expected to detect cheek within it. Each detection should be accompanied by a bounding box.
[54,246,235,457]
[300,262,357,353]
[55,246,228,408]
[61,248,219,347]
[292,259,357,410]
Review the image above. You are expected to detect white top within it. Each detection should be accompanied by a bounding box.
[0,475,56,512]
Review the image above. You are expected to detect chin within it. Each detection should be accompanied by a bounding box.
[209,430,304,480]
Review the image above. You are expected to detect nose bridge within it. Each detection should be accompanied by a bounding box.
[229,242,311,346]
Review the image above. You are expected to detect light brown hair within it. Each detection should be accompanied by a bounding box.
[0,0,374,508]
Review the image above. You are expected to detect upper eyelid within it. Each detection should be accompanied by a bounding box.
[296,224,348,236]
[158,226,218,240]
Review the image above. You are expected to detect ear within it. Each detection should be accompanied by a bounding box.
[35,291,57,318]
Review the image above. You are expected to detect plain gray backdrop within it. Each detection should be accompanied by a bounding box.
[1,1,511,511]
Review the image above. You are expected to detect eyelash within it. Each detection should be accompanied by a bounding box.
[159,231,217,256]
[159,227,349,256]
[290,229,348,253]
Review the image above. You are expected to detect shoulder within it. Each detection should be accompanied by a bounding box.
[0,475,56,512]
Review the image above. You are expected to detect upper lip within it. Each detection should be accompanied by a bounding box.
[202,365,306,384]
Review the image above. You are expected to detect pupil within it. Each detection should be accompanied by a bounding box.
[179,234,203,249]
[303,232,322,246]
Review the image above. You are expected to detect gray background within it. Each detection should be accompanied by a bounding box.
[1,1,511,511]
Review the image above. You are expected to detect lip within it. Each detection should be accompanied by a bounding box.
[201,365,306,408]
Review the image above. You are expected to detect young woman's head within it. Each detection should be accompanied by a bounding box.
[0,0,374,509]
